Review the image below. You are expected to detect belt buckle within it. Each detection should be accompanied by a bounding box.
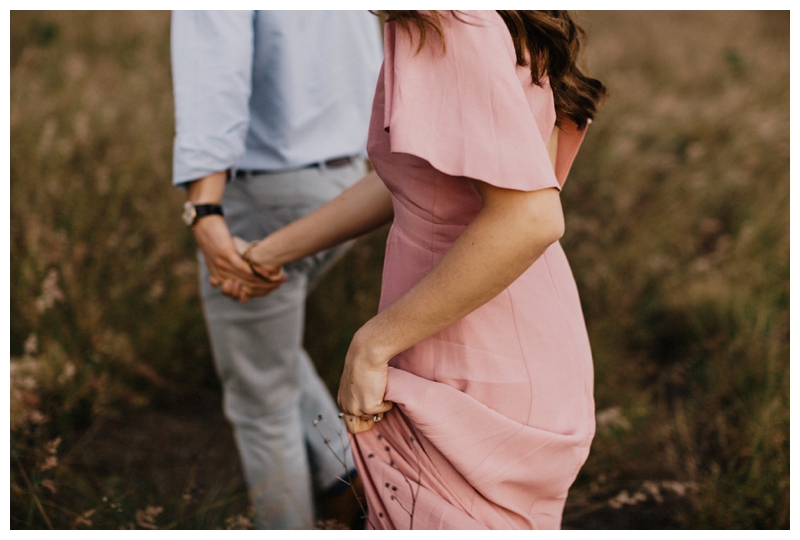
[324,156,352,168]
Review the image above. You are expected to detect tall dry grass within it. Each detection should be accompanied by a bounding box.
[559,11,789,528]
[10,10,788,529]
[10,11,218,529]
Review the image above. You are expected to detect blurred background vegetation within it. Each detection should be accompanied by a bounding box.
[9,11,788,529]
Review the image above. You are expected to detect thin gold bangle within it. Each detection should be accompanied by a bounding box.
[242,241,285,283]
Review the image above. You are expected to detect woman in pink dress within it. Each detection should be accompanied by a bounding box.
[234,10,606,529]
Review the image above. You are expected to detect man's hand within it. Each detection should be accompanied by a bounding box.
[187,171,285,302]
[193,215,284,302]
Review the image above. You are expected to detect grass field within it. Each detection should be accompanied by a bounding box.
[10,11,789,529]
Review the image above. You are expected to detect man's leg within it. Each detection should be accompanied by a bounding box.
[200,159,366,528]
[280,160,366,492]
[200,262,314,529]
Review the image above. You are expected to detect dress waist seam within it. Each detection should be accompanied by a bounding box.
[390,222,451,254]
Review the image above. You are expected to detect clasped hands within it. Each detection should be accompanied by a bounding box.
[193,215,285,302]
[214,236,285,302]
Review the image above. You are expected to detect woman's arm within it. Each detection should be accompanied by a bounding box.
[340,180,565,433]
[240,169,393,287]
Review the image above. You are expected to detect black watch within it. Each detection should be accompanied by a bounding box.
[182,201,224,227]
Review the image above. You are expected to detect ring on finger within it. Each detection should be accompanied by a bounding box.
[373,414,382,422]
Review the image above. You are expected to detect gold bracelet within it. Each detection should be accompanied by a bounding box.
[242,241,285,283]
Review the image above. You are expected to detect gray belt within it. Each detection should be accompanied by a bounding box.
[234,156,356,178]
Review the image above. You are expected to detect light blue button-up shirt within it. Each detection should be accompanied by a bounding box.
[171,10,383,186]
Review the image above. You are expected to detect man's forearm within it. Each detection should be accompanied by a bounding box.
[186,171,227,204]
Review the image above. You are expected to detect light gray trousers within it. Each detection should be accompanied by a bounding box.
[198,159,365,529]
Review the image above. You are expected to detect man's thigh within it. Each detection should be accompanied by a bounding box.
[200,256,308,418]
[199,159,365,416]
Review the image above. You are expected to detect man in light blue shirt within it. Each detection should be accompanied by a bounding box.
[171,11,382,529]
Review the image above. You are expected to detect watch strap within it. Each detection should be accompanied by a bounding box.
[193,204,224,221]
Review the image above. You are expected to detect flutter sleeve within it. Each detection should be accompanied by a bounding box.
[382,11,564,192]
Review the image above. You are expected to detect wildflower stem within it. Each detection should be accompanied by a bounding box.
[315,416,375,529]
[410,435,422,530]
[384,433,422,530]
[16,460,53,530]
[390,494,413,517]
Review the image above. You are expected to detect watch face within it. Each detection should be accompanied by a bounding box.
[182,201,196,226]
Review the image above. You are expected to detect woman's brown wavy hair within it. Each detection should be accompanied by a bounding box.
[382,10,606,130]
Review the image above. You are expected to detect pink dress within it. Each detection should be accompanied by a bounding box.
[351,11,595,529]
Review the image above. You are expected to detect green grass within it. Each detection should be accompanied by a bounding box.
[10,11,789,529]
